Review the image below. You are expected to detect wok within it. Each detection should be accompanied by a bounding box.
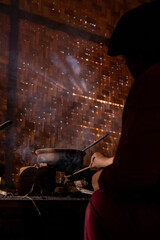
[35,148,85,174]
[35,133,109,174]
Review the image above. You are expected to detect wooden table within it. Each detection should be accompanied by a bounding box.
[0,195,89,240]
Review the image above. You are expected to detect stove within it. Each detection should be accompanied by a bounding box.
[19,165,94,197]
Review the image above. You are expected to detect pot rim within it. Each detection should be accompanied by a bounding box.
[35,148,85,155]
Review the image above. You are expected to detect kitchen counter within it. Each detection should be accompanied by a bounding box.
[0,194,89,240]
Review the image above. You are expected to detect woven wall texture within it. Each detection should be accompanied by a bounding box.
[0,0,152,185]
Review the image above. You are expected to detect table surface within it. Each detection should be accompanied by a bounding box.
[0,193,89,240]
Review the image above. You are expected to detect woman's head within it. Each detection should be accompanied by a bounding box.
[108,1,160,77]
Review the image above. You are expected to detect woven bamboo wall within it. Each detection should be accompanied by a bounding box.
[0,0,152,186]
[19,0,151,38]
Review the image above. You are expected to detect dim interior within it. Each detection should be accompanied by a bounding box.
[0,0,150,190]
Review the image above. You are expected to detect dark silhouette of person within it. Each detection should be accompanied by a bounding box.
[85,1,160,239]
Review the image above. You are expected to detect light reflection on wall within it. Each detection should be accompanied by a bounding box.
[14,18,132,167]
[1,0,147,176]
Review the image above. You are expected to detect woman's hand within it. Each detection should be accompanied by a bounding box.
[92,170,103,191]
[90,152,114,169]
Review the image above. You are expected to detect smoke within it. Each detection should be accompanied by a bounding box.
[15,52,119,160]
[66,55,80,75]
[25,58,72,93]
[50,54,88,93]
[16,145,37,165]
[19,53,89,95]
[50,54,68,74]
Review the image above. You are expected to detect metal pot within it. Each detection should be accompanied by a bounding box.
[35,133,109,174]
[35,148,85,174]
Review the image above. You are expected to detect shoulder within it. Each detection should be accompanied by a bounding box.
[129,63,160,109]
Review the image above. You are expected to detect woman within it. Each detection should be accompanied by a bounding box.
[84,1,160,239]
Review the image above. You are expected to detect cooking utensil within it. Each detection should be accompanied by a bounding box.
[65,133,109,177]
[76,187,93,195]
[65,166,90,178]
[35,133,109,174]
[0,120,12,131]
[35,149,85,174]
[82,133,109,151]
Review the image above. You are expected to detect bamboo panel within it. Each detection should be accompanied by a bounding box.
[14,17,132,167]
[19,0,152,38]
[0,0,10,4]
[0,0,153,172]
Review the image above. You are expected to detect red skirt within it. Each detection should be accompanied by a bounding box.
[84,189,160,240]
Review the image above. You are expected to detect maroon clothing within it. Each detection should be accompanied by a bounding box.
[85,63,160,240]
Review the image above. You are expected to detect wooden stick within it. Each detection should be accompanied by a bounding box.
[0,120,12,131]
[65,166,90,178]
[82,133,109,151]
[65,133,109,178]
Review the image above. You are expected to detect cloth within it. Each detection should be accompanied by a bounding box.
[84,63,160,240]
